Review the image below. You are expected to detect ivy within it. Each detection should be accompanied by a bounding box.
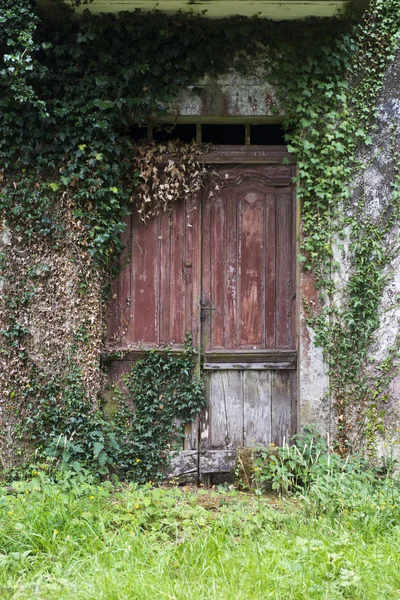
[113,338,205,483]
[274,0,400,454]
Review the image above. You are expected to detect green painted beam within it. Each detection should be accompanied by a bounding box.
[37,0,365,21]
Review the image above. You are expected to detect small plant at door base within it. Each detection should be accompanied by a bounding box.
[251,426,383,498]
[112,336,205,483]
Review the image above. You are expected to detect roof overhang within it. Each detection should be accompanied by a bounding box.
[36,0,369,21]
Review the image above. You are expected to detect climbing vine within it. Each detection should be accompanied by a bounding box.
[113,339,204,483]
[1,0,400,475]
[272,0,400,454]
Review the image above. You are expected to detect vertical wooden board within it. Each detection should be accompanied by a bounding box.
[117,214,133,342]
[199,372,211,451]
[271,370,293,446]
[189,192,201,348]
[265,192,276,348]
[184,195,194,337]
[184,414,199,451]
[169,198,185,343]
[290,367,298,440]
[159,210,172,344]
[201,192,212,351]
[225,188,238,349]
[209,371,244,448]
[131,213,158,343]
[106,275,118,345]
[276,191,293,348]
[210,195,226,347]
[243,371,272,446]
[238,190,264,346]
[184,192,201,346]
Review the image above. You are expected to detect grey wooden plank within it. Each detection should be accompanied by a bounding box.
[271,370,293,446]
[184,415,199,451]
[200,450,236,474]
[199,373,211,452]
[243,370,272,446]
[209,371,244,448]
[165,451,198,483]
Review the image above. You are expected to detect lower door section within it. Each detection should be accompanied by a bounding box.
[167,365,297,482]
[200,367,297,479]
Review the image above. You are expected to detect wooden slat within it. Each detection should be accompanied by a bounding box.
[202,147,293,166]
[211,195,226,347]
[191,191,202,349]
[170,198,185,342]
[130,213,158,343]
[243,370,272,445]
[238,188,264,346]
[271,370,293,446]
[291,172,298,348]
[201,191,212,351]
[205,349,296,362]
[208,371,244,448]
[265,192,276,347]
[225,187,237,349]
[159,210,172,344]
[184,194,195,337]
[117,214,133,342]
[102,348,187,362]
[103,348,297,362]
[276,191,293,348]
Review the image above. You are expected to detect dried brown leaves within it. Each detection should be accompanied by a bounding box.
[131,141,209,222]
[0,197,105,467]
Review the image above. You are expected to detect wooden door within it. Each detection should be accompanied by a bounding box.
[106,148,297,480]
[199,162,297,477]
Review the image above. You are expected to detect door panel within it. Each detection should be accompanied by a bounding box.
[276,191,296,348]
[199,368,297,475]
[107,192,201,348]
[201,166,296,353]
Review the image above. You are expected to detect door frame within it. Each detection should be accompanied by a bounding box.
[168,145,299,481]
[104,145,299,482]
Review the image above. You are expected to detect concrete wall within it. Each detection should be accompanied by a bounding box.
[360,50,400,452]
[168,69,280,121]
[297,50,400,450]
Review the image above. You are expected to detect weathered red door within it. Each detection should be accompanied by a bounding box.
[106,147,297,480]
[199,159,297,476]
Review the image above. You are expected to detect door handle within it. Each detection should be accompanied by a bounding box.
[200,306,216,310]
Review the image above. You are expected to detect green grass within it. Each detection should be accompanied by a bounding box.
[1,474,400,599]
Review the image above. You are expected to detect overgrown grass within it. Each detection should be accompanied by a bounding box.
[1,466,400,599]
